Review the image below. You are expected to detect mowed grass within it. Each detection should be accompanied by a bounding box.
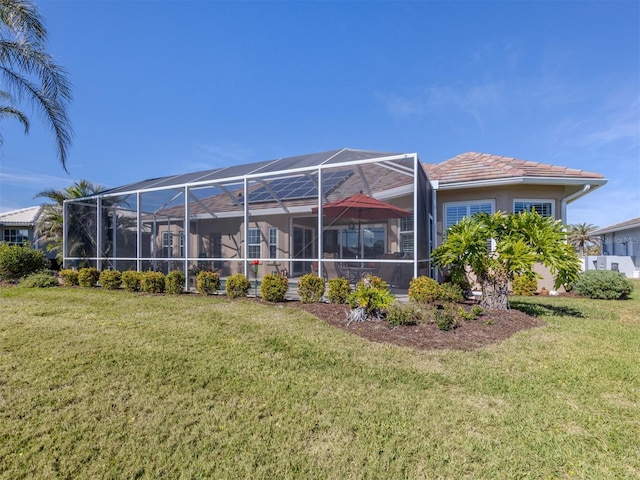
[1,282,639,479]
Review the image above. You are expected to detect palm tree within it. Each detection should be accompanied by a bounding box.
[34,180,103,262]
[0,0,72,170]
[567,223,599,257]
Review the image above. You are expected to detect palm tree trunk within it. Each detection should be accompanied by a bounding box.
[479,270,510,310]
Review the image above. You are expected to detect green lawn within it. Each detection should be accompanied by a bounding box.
[1,282,639,479]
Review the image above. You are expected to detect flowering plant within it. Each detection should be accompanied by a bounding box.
[251,260,260,296]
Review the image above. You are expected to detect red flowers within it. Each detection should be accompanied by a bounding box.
[251,259,260,266]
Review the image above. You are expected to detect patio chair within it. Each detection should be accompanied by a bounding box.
[376,253,400,287]
[321,253,352,282]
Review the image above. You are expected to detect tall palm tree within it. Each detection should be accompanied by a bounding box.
[0,0,72,170]
[567,222,599,257]
[34,180,103,262]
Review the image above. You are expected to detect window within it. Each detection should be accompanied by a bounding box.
[514,200,554,218]
[162,232,173,257]
[248,227,261,259]
[399,215,414,254]
[444,201,493,231]
[3,228,29,245]
[178,232,185,257]
[268,227,278,258]
[211,234,222,270]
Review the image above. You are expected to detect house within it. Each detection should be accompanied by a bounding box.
[588,217,640,278]
[62,148,606,290]
[0,205,43,246]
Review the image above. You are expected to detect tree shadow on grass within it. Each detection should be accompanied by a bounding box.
[509,300,585,318]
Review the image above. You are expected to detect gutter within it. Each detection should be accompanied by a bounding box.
[560,182,606,222]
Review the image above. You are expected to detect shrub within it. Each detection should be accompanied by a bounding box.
[298,274,325,303]
[261,273,289,302]
[58,269,79,286]
[386,302,424,327]
[574,270,634,300]
[121,270,143,292]
[226,273,250,299]
[78,267,100,287]
[438,282,464,303]
[408,276,441,303]
[99,270,122,290]
[196,271,220,295]
[327,277,350,304]
[0,242,47,281]
[165,270,185,294]
[19,271,58,288]
[471,305,484,317]
[512,274,538,296]
[347,274,395,321]
[434,303,459,331]
[140,271,165,294]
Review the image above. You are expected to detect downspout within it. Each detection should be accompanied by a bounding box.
[560,184,591,223]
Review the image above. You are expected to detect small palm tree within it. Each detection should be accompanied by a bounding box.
[567,223,599,257]
[0,0,72,170]
[35,180,103,262]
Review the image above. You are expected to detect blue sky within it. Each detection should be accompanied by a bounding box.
[0,0,638,228]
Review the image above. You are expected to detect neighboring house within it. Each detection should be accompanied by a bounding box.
[62,148,606,290]
[0,206,43,247]
[588,217,640,277]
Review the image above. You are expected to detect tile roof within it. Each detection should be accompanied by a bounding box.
[423,152,605,185]
[0,206,43,225]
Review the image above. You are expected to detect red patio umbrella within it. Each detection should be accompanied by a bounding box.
[312,193,411,256]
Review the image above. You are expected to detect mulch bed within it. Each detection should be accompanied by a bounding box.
[295,301,545,351]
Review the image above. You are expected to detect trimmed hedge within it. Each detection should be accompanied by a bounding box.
[574,270,633,300]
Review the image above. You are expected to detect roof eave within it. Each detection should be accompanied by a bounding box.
[433,176,608,191]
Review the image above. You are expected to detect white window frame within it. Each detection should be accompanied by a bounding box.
[399,215,414,254]
[513,199,555,218]
[268,227,278,259]
[443,200,495,232]
[248,227,261,259]
[162,231,173,257]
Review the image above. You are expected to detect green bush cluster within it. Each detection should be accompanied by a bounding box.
[197,271,220,295]
[434,304,458,331]
[347,274,395,321]
[574,270,634,300]
[297,274,325,303]
[386,302,424,327]
[19,271,59,288]
[0,242,47,281]
[99,270,122,290]
[512,275,538,296]
[165,270,185,294]
[78,267,100,287]
[385,301,483,329]
[327,278,350,304]
[261,273,289,302]
[121,270,143,292]
[225,273,250,299]
[140,271,165,294]
[58,269,79,286]
[408,276,463,304]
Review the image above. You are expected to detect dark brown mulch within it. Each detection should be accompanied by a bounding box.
[295,301,544,351]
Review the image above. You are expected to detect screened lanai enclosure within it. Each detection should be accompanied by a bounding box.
[64,149,434,291]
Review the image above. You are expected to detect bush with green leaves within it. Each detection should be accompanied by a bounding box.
[434,303,459,331]
[297,274,325,303]
[0,242,47,281]
[573,270,634,300]
[438,282,464,303]
[327,277,350,304]
[261,273,289,302]
[58,269,79,286]
[196,271,220,295]
[408,276,442,303]
[347,274,395,321]
[19,271,58,288]
[225,273,250,299]
[99,270,122,290]
[165,270,185,294]
[512,274,538,296]
[140,271,165,294]
[386,302,425,327]
[78,267,100,287]
[121,270,143,292]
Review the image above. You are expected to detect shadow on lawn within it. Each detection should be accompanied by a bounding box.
[509,300,585,318]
